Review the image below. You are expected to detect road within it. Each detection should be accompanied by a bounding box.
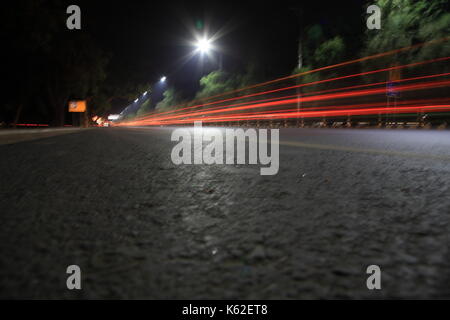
[1,126,449,299]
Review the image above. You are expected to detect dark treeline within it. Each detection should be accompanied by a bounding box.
[2,0,149,126]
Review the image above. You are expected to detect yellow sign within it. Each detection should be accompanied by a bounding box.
[68,100,86,113]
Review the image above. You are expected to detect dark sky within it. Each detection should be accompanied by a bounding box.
[74,0,366,111]
[4,0,448,123]
[1,0,369,120]
[81,1,299,88]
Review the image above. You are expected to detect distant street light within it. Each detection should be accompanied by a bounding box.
[118,74,169,116]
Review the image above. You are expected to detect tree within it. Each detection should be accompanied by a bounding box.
[363,0,450,65]
[193,68,263,106]
[195,71,238,100]
[3,0,61,126]
[2,1,151,126]
[44,33,109,126]
[136,98,152,117]
[155,88,183,111]
[314,36,346,68]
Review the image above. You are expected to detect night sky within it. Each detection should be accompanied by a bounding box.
[77,0,365,111]
[3,0,367,117]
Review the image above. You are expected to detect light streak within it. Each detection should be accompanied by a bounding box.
[167,37,450,105]
[123,79,450,126]
[117,39,450,127]
[130,57,450,122]
[133,71,450,124]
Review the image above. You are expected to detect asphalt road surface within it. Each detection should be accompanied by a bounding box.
[1,127,449,299]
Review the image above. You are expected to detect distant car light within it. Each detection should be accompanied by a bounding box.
[108,114,120,121]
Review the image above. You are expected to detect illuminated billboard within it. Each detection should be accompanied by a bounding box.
[68,100,87,113]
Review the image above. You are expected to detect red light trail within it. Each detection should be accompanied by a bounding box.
[183,37,450,103]
[126,71,450,125]
[117,39,450,127]
[131,56,450,123]
[122,79,449,126]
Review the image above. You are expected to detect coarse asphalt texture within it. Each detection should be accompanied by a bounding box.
[0,126,449,299]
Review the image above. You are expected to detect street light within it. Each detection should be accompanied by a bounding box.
[192,35,223,69]
[196,37,212,54]
[160,76,167,83]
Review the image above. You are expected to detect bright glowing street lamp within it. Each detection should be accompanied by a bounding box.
[196,38,212,54]
[192,35,223,69]
[160,76,167,83]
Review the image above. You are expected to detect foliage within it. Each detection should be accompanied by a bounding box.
[2,0,150,126]
[155,88,183,111]
[314,36,346,68]
[193,65,263,108]
[195,71,239,100]
[136,98,152,117]
[363,0,450,63]
[291,66,321,91]
[291,36,345,95]
[124,112,137,120]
